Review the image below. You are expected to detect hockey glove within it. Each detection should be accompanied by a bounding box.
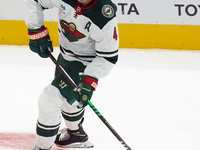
[28,25,53,58]
[72,75,98,108]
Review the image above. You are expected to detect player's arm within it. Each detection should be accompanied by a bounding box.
[24,0,59,57]
[24,0,59,28]
[84,17,119,79]
[73,18,119,108]
[73,50,118,109]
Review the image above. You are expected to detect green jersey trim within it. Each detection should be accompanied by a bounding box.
[62,0,116,29]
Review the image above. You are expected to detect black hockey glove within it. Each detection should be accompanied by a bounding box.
[72,75,98,108]
[28,25,53,58]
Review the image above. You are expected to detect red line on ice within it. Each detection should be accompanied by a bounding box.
[0,133,35,149]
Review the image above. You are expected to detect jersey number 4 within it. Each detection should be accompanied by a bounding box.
[113,27,118,40]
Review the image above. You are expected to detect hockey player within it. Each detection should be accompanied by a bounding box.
[24,0,119,149]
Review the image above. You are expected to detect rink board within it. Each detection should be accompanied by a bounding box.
[1,20,200,50]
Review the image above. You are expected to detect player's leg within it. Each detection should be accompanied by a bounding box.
[51,54,91,147]
[31,54,86,149]
[54,101,91,148]
[33,84,65,149]
[61,100,85,130]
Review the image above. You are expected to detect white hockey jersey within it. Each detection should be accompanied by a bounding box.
[24,0,119,79]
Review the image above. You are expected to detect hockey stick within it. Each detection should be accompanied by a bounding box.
[46,51,132,150]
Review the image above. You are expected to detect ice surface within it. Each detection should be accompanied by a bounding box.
[0,45,200,150]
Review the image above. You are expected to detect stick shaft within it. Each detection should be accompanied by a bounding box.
[47,51,132,150]
[88,100,132,150]
[47,51,78,88]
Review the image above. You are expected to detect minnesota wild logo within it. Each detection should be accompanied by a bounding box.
[102,5,114,18]
[60,19,86,42]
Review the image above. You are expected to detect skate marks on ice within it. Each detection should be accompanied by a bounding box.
[0,133,35,150]
[0,133,93,150]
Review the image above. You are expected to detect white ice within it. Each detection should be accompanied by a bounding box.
[0,45,200,150]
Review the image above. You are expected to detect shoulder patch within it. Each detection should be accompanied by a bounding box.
[102,4,114,18]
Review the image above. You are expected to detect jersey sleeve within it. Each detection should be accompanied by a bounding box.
[95,17,119,58]
[84,55,117,79]
[24,0,60,29]
[84,17,119,79]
